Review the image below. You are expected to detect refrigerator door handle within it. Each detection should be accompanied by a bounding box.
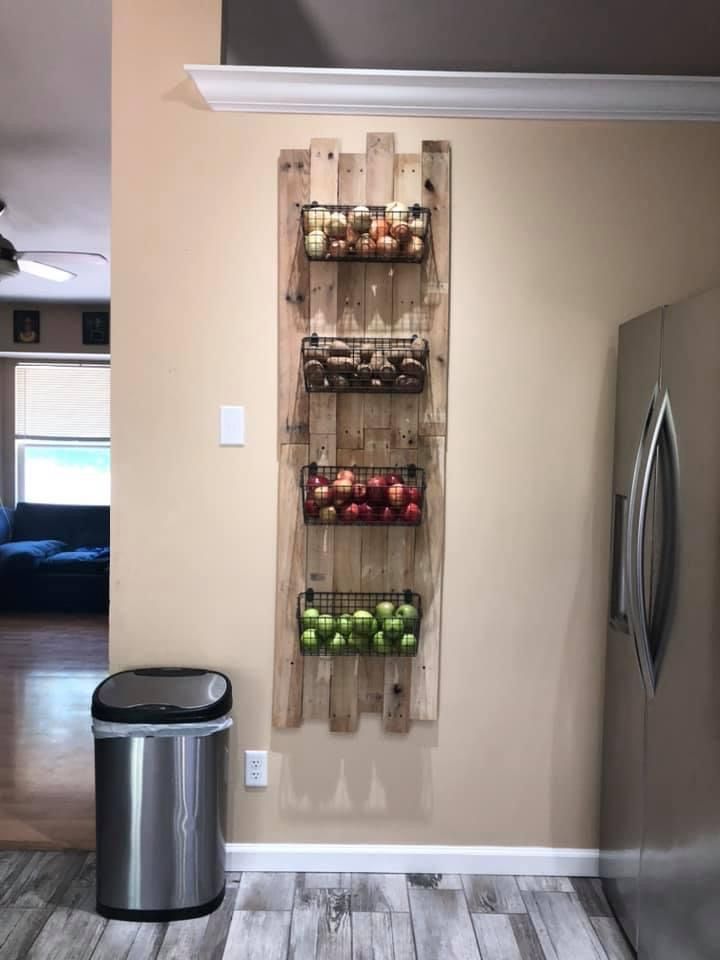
[631,388,679,696]
[626,386,658,694]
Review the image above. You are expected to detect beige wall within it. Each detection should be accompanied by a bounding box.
[111,0,720,847]
[0,302,110,355]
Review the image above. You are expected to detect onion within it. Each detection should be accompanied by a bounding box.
[391,221,411,243]
[328,238,348,258]
[304,230,328,258]
[408,216,426,237]
[369,218,389,241]
[356,234,376,255]
[304,206,329,232]
[406,236,424,259]
[377,235,399,258]
[348,205,371,232]
[326,212,348,238]
[385,201,409,225]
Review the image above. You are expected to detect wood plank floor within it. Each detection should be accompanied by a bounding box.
[0,615,108,850]
[0,855,632,959]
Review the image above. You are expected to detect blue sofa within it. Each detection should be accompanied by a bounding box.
[0,502,109,613]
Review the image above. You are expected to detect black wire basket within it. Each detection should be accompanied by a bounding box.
[297,589,422,657]
[301,334,428,394]
[301,463,425,526]
[301,202,430,263]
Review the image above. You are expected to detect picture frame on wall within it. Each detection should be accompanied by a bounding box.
[82,310,110,346]
[13,309,40,344]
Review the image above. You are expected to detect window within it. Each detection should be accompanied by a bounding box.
[15,363,110,505]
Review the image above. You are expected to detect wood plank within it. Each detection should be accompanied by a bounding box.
[272,443,308,728]
[590,918,634,960]
[1,850,83,908]
[410,435,445,721]
[309,433,337,469]
[390,914,415,960]
[351,912,395,960]
[200,873,242,960]
[461,876,526,914]
[570,878,612,918]
[26,907,105,960]
[408,873,462,890]
[91,921,146,960]
[408,888,480,960]
[58,852,96,911]
[290,888,351,960]
[336,153,367,451]
[508,915,547,960]
[278,149,310,446]
[302,873,352,890]
[382,657,412,734]
[472,914,524,960]
[126,925,168,960]
[222,911,291,960]
[234,872,297,911]
[0,908,53,960]
[351,874,409,913]
[329,655,359,733]
[521,892,606,960]
[358,659,385,713]
[302,656,333,720]
[517,877,574,893]
[419,141,450,437]
[155,916,210,960]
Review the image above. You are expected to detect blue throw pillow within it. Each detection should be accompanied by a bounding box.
[0,539,67,573]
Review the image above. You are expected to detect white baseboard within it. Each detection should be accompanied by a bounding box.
[225,843,599,877]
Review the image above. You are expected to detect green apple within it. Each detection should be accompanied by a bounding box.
[302,607,320,629]
[352,610,377,638]
[399,633,418,654]
[382,616,404,641]
[396,603,419,633]
[316,614,336,639]
[375,600,395,622]
[371,630,391,653]
[347,633,368,651]
[336,614,354,637]
[301,628,319,651]
[329,632,347,651]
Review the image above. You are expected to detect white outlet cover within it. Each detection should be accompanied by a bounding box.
[220,405,245,446]
[244,749,268,788]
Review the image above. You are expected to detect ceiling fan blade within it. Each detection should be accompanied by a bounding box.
[19,251,108,267]
[17,258,75,282]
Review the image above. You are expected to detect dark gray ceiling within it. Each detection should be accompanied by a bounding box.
[222,0,720,76]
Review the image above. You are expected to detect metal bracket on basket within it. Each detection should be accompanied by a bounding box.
[403,589,413,604]
[305,588,315,605]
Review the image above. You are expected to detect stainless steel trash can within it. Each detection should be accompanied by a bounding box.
[92,667,232,921]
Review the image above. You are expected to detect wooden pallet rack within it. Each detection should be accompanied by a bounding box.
[273,133,450,733]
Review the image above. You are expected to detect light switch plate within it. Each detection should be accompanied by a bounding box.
[220,405,245,446]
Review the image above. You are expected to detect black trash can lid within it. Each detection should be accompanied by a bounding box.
[92,668,232,724]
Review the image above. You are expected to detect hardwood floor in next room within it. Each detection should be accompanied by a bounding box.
[0,615,108,850]
[0,854,633,960]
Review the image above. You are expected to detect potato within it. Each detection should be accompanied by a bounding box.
[395,375,421,392]
[379,362,397,382]
[369,352,385,371]
[304,359,325,383]
[329,339,351,356]
[326,356,356,375]
[329,374,350,390]
[356,363,372,380]
[304,345,329,362]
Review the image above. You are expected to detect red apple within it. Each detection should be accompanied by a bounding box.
[384,472,403,487]
[332,478,353,505]
[340,502,359,523]
[304,498,319,518]
[403,502,422,524]
[306,473,329,491]
[314,485,333,507]
[367,475,388,505]
[336,468,355,483]
[319,505,337,523]
[388,483,409,508]
[406,486,421,505]
[357,503,373,522]
[351,482,367,503]
[377,506,395,523]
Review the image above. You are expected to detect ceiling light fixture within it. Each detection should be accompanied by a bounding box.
[17,259,74,282]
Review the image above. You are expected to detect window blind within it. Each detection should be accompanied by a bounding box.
[15,363,111,439]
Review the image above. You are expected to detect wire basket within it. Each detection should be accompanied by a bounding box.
[301,334,428,394]
[301,463,425,526]
[301,202,430,263]
[297,589,422,657]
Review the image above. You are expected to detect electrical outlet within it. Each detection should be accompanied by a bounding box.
[244,750,268,788]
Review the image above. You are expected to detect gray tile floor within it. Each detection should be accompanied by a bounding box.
[0,852,633,959]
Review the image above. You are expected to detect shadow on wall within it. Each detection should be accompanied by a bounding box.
[549,341,617,848]
[272,721,437,823]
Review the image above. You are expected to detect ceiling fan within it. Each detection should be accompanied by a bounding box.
[0,200,107,283]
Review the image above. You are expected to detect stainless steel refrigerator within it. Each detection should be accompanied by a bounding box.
[600,286,720,958]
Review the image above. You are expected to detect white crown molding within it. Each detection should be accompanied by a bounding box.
[226,843,599,876]
[185,65,720,121]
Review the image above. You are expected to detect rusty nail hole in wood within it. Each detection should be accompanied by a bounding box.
[393,683,403,695]
[328,151,335,159]
[425,178,435,192]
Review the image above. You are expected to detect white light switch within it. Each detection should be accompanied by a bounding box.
[220,405,245,446]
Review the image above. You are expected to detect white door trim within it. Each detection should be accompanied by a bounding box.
[225,843,599,876]
[185,65,720,121]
